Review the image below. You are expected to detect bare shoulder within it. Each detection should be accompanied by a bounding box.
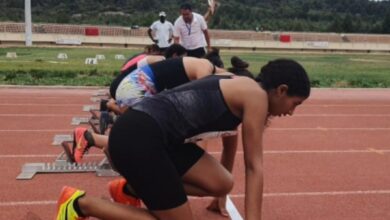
[183,57,210,65]
[224,76,264,95]
[221,77,267,117]
[146,55,165,64]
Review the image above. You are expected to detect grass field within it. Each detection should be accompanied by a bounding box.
[1,47,390,87]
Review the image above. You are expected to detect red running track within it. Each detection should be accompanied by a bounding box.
[0,87,389,220]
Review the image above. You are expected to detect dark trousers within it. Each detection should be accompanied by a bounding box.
[186,47,206,58]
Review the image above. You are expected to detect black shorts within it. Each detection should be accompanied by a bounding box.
[108,109,204,210]
[186,47,206,58]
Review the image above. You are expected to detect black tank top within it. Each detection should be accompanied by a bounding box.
[132,75,241,144]
[149,57,189,92]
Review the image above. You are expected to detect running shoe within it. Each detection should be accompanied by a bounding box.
[55,186,86,220]
[72,127,91,163]
[108,178,141,207]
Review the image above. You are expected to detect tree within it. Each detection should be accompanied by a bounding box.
[382,10,390,33]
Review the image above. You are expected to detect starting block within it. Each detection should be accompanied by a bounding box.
[16,152,118,180]
[17,139,119,180]
[87,111,113,134]
[52,134,73,145]
[92,90,109,97]
[83,105,98,112]
[90,97,101,102]
[71,117,90,125]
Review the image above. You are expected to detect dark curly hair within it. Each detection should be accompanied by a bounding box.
[255,59,311,98]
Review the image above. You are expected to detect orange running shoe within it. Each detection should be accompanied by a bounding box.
[72,127,91,163]
[108,178,141,207]
[55,186,87,220]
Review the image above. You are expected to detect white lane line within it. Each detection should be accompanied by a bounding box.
[0,114,87,117]
[2,149,390,159]
[264,149,390,154]
[2,190,390,207]
[226,195,243,220]
[208,149,390,155]
[1,128,390,133]
[0,129,70,132]
[294,114,390,117]
[1,113,389,117]
[0,154,103,158]
[304,104,390,107]
[269,128,390,131]
[230,190,390,198]
[0,103,83,106]
[0,201,56,206]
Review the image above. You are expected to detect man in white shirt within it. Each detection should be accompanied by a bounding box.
[173,3,211,58]
[148,11,174,52]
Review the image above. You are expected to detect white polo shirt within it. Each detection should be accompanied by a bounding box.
[150,20,174,48]
[173,12,208,50]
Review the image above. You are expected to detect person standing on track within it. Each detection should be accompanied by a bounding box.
[173,3,211,58]
[55,58,311,220]
[147,11,174,53]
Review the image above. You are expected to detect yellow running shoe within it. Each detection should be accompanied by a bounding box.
[55,186,87,220]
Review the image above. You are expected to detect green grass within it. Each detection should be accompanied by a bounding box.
[1,47,390,87]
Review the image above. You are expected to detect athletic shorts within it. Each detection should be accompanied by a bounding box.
[108,109,205,210]
[115,65,157,108]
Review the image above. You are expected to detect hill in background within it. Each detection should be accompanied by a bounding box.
[1,0,390,33]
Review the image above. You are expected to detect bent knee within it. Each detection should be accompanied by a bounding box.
[208,173,234,196]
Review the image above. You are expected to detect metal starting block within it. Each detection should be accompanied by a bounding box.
[52,134,73,145]
[16,153,118,180]
[83,105,98,112]
[71,117,90,125]
[17,141,119,180]
[92,90,108,97]
[90,97,101,102]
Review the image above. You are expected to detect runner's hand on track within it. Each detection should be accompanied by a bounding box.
[206,196,229,217]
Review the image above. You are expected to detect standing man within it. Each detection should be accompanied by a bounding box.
[148,11,174,53]
[173,3,211,58]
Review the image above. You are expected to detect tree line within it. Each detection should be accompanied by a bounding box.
[1,0,389,33]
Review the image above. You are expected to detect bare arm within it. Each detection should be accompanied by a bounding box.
[203,29,211,51]
[220,134,238,172]
[106,99,128,115]
[219,77,266,219]
[147,28,156,43]
[241,90,267,220]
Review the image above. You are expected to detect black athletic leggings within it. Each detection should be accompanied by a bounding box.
[108,109,204,210]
